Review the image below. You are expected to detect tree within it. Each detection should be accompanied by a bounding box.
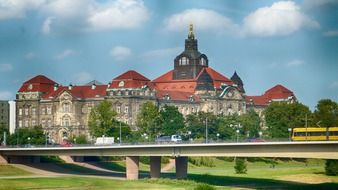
[234,157,247,174]
[136,101,160,138]
[7,126,45,145]
[159,105,185,135]
[314,99,338,127]
[71,134,88,144]
[0,123,9,145]
[325,159,338,176]
[240,109,261,138]
[264,102,312,138]
[185,112,218,140]
[215,114,239,141]
[88,100,117,137]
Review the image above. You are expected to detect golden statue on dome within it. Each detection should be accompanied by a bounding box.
[188,23,195,39]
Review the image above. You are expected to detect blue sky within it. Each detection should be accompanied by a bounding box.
[0,0,337,110]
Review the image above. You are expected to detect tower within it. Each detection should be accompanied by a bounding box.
[231,71,245,93]
[173,24,209,80]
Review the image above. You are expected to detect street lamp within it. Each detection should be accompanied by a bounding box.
[119,121,122,145]
[216,133,220,142]
[205,118,208,144]
[188,131,192,142]
[27,137,31,147]
[258,131,263,139]
[236,129,240,142]
[288,128,292,141]
[74,138,77,145]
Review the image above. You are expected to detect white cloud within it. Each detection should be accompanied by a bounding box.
[24,52,36,60]
[0,0,45,20]
[41,17,54,34]
[55,49,75,60]
[73,71,93,84]
[323,30,338,37]
[164,9,238,33]
[0,63,13,72]
[110,46,132,61]
[141,47,182,61]
[0,91,13,100]
[286,59,305,67]
[329,81,338,89]
[243,1,319,37]
[88,0,149,31]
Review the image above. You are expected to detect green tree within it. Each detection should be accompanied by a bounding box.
[234,157,247,174]
[325,159,338,176]
[185,112,218,140]
[215,114,239,141]
[314,99,338,127]
[159,105,185,135]
[0,123,9,145]
[88,100,117,137]
[136,101,160,138]
[240,109,261,138]
[71,134,88,144]
[264,102,312,138]
[7,126,45,145]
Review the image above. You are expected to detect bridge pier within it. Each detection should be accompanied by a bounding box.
[150,156,161,178]
[175,156,188,179]
[0,154,8,164]
[126,156,139,180]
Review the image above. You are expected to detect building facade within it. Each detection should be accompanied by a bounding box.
[15,25,296,143]
[0,101,9,128]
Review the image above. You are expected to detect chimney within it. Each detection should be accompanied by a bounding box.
[68,84,73,90]
[91,83,96,90]
[54,84,58,91]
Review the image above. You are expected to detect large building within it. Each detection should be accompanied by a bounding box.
[15,25,296,143]
[0,101,9,128]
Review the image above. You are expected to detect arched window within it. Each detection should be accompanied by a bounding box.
[179,57,189,65]
[200,57,207,66]
[62,115,71,127]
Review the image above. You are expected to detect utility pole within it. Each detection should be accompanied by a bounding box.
[305,114,308,141]
[119,121,122,144]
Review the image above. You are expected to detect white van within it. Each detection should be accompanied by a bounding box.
[95,137,114,145]
[156,135,182,143]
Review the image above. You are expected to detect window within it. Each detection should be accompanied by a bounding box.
[41,119,46,127]
[47,119,52,127]
[200,57,207,66]
[179,57,189,65]
[32,108,36,116]
[124,106,129,114]
[25,108,29,116]
[24,120,29,127]
[117,106,121,113]
[41,107,46,115]
[62,116,71,127]
[19,108,22,116]
[19,120,22,128]
[32,120,36,126]
[62,103,71,112]
[47,106,52,115]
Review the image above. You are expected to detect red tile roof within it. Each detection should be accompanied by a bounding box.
[18,75,57,93]
[151,67,234,93]
[42,85,107,100]
[108,70,150,89]
[156,90,200,102]
[246,84,295,106]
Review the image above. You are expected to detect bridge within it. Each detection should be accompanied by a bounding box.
[1,141,338,179]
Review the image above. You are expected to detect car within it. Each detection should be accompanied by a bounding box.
[249,138,265,142]
[60,139,73,147]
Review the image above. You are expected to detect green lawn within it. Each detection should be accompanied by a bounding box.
[0,158,337,190]
[0,165,31,176]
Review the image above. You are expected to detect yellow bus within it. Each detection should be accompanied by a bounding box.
[292,127,338,141]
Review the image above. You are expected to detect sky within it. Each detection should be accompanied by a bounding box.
[0,0,337,110]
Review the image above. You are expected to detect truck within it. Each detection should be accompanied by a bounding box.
[94,137,114,145]
[156,135,182,143]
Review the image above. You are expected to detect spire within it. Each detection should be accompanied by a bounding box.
[231,71,245,93]
[188,24,195,40]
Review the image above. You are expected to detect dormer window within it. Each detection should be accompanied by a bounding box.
[200,57,207,66]
[179,57,189,66]
[28,84,33,90]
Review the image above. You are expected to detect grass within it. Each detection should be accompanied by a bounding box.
[0,165,31,176]
[0,158,337,189]
[0,176,203,190]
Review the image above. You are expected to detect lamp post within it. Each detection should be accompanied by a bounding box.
[119,121,122,144]
[188,131,192,142]
[258,131,263,139]
[216,133,220,142]
[236,129,239,142]
[45,132,48,147]
[205,118,208,144]
[288,128,292,141]
[74,138,77,145]
[27,137,31,147]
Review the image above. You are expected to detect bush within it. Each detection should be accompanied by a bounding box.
[189,157,215,167]
[140,156,150,165]
[325,159,338,176]
[194,184,215,190]
[161,156,170,164]
[234,157,247,174]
